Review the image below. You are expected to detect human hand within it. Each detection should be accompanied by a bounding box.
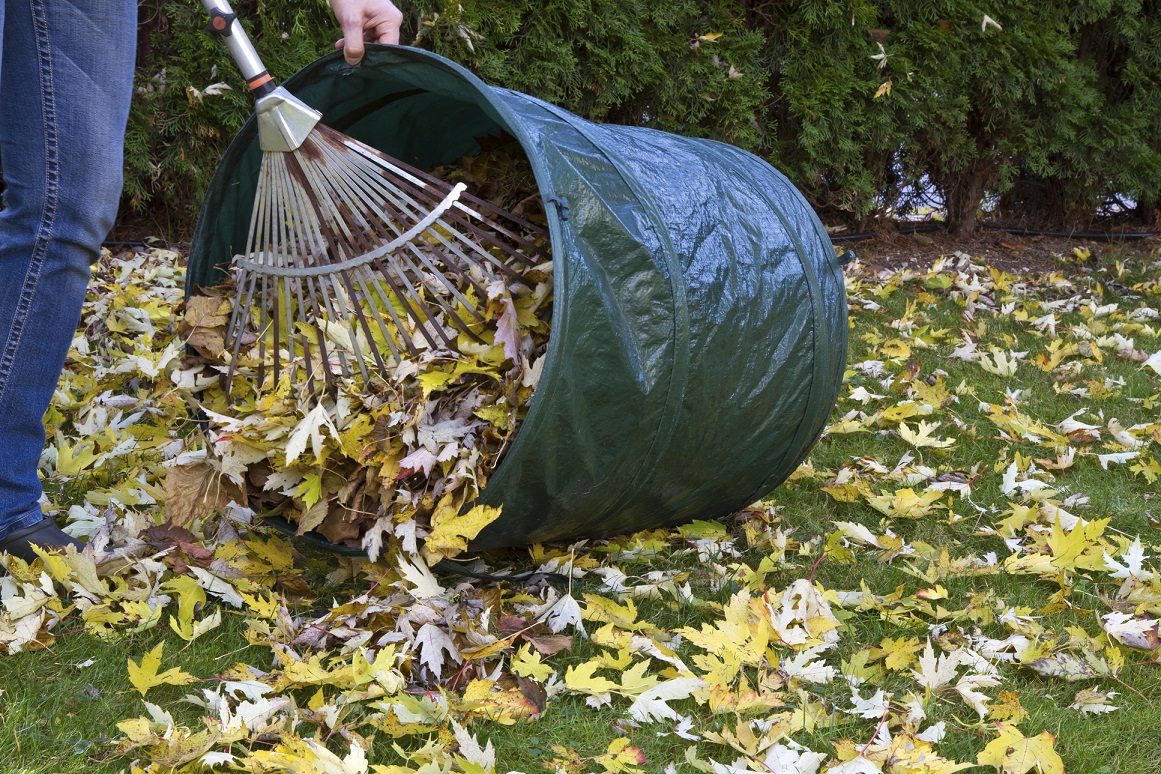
[330,0,403,65]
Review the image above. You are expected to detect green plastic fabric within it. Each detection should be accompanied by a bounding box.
[186,47,848,550]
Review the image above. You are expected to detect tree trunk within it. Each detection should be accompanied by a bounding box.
[942,161,992,238]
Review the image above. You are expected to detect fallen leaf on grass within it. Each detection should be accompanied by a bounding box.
[977,724,1063,774]
[128,643,194,696]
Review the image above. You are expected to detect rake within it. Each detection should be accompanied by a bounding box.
[200,0,550,392]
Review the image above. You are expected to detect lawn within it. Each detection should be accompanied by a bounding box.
[1,240,1159,773]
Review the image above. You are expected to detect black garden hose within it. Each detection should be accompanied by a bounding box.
[258,512,570,584]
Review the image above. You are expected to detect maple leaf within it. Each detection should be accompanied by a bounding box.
[1103,538,1153,581]
[912,639,959,692]
[451,718,496,771]
[543,591,586,635]
[879,636,923,671]
[780,644,837,684]
[989,691,1029,723]
[829,757,884,773]
[1045,515,1109,571]
[1098,450,1139,469]
[977,724,1063,774]
[595,737,646,773]
[284,402,340,465]
[396,556,448,600]
[128,643,195,696]
[1101,611,1160,651]
[899,421,955,449]
[626,677,706,723]
[1069,688,1119,715]
[845,687,890,719]
[423,502,502,564]
[170,607,222,644]
[493,289,522,363]
[955,672,1000,718]
[564,660,619,696]
[413,623,461,678]
[510,644,554,682]
[52,437,102,477]
[1144,349,1161,375]
[979,348,1020,376]
[1023,649,1112,681]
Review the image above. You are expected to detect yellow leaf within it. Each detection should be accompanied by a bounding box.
[597,737,646,773]
[295,472,324,509]
[127,643,194,696]
[1045,515,1109,570]
[423,501,503,564]
[583,594,652,632]
[988,691,1029,723]
[511,644,554,682]
[874,80,893,98]
[54,438,101,477]
[879,636,923,671]
[899,420,955,449]
[977,723,1063,774]
[564,660,619,695]
[880,337,910,358]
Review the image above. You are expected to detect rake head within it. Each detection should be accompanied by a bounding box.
[222,123,551,393]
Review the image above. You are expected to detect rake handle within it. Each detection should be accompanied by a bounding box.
[200,0,277,96]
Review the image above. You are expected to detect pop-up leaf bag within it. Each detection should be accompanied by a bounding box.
[185,47,848,552]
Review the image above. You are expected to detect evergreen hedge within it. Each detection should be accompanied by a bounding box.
[120,0,1160,237]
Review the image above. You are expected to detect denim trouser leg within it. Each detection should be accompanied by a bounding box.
[0,0,136,539]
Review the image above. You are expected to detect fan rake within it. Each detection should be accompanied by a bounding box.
[201,0,550,393]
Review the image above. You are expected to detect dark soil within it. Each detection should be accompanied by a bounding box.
[844,228,1159,276]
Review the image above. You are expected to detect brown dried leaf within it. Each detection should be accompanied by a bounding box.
[163,462,246,527]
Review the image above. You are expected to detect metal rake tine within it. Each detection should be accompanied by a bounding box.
[282,148,358,381]
[359,259,420,357]
[355,155,546,275]
[270,151,301,384]
[226,154,280,392]
[268,157,294,378]
[335,264,389,381]
[308,140,462,350]
[366,255,446,350]
[346,263,404,366]
[344,139,548,263]
[283,168,334,387]
[310,146,498,324]
[224,268,259,385]
[279,148,350,385]
[429,222,536,289]
[286,151,378,382]
[315,174,419,364]
[399,238,489,336]
[324,270,373,383]
[410,234,489,322]
[351,139,552,239]
[314,137,422,243]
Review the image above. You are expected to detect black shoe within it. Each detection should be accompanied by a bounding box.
[0,517,85,562]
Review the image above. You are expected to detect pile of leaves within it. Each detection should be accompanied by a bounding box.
[175,146,551,560]
[2,241,1159,773]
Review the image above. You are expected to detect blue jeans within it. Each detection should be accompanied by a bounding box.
[0,0,136,539]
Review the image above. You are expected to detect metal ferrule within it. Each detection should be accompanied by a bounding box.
[255,87,323,152]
